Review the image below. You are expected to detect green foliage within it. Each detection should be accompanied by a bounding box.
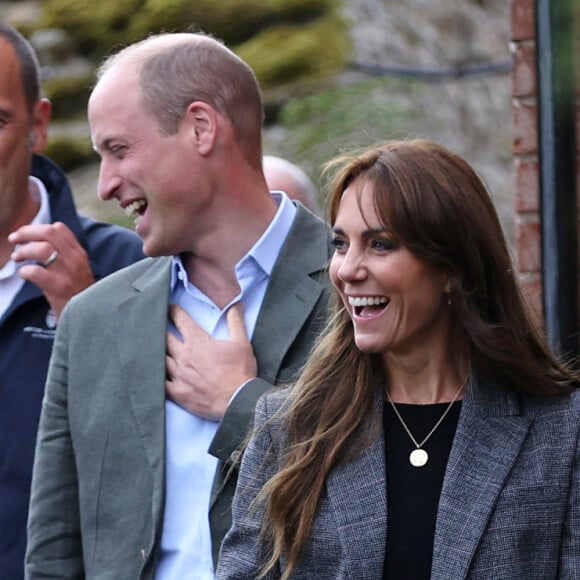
[43,74,94,119]
[236,16,349,89]
[129,0,336,46]
[101,213,136,230]
[44,135,97,172]
[270,78,423,194]
[41,0,338,57]
[41,0,144,56]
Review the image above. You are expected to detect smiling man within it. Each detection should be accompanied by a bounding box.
[25,32,331,579]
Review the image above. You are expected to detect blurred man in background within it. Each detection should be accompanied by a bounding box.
[0,24,144,579]
[263,154,322,216]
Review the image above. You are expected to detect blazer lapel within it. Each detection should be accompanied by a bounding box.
[431,376,532,580]
[115,257,172,525]
[326,392,387,579]
[251,206,330,383]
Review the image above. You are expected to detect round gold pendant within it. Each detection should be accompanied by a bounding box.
[410,448,428,467]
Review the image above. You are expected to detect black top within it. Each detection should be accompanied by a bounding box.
[382,400,462,579]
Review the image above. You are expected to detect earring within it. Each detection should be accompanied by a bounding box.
[447,295,453,306]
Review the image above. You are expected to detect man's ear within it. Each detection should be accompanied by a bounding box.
[185,101,218,156]
[30,98,52,153]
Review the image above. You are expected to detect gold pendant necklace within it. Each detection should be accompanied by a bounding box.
[386,378,467,468]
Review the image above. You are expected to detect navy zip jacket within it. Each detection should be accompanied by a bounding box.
[0,155,144,579]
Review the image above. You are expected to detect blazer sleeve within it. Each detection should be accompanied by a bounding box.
[210,377,274,462]
[558,418,580,577]
[216,392,284,580]
[25,306,84,579]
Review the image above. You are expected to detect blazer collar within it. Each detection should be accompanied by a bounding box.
[326,388,387,578]
[431,374,532,580]
[251,205,331,383]
[115,257,173,528]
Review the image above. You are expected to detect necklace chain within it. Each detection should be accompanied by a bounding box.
[386,377,468,454]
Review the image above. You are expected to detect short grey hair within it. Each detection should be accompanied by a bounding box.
[97,32,264,168]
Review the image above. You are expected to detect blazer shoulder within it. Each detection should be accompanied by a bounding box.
[65,256,169,313]
[519,387,580,427]
[286,206,332,263]
[257,386,293,427]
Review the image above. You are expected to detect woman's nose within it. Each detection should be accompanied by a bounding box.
[337,249,367,282]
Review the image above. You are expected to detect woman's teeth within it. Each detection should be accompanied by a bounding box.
[348,296,389,307]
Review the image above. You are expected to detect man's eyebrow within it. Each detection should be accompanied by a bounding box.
[0,106,14,120]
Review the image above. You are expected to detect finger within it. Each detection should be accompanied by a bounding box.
[166,330,183,358]
[10,240,55,264]
[226,302,248,342]
[165,353,178,381]
[8,222,75,248]
[168,304,208,343]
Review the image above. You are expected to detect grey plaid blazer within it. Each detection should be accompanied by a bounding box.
[217,376,580,579]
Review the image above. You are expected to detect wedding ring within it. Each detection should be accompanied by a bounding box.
[42,249,59,267]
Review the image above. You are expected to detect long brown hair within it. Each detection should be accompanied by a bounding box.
[258,139,578,578]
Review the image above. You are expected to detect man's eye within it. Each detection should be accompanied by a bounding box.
[110,145,126,155]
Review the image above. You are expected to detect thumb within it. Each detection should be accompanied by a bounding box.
[227,302,248,342]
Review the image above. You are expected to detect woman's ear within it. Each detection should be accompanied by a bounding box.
[443,273,461,295]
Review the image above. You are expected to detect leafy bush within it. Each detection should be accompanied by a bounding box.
[42,0,339,57]
[43,73,94,119]
[44,135,97,172]
[237,16,349,89]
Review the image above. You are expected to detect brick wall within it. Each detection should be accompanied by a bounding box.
[511,0,579,326]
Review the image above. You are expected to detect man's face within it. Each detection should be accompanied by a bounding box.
[88,63,210,257]
[0,39,36,236]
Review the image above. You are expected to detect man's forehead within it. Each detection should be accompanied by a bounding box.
[0,40,27,104]
[0,39,22,81]
[89,65,140,117]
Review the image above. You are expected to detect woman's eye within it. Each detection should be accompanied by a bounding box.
[331,237,347,251]
[372,239,397,251]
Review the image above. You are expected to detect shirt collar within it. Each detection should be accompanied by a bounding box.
[170,191,297,291]
[29,176,52,226]
[0,177,52,280]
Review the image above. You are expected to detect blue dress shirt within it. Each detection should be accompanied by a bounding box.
[155,192,296,579]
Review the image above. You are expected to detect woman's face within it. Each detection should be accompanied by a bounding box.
[329,178,453,358]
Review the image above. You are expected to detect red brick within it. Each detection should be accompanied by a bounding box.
[512,0,535,41]
[518,273,544,328]
[511,42,536,97]
[512,99,538,154]
[515,214,541,272]
[514,157,539,211]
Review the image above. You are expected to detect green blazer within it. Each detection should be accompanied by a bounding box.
[25,205,332,579]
